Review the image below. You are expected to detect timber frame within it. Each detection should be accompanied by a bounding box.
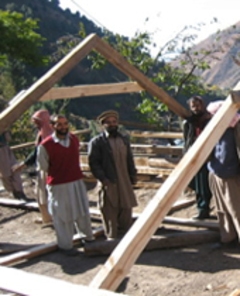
[1,34,240,294]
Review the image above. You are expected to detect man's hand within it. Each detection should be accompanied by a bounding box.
[102,179,111,187]
[12,162,25,172]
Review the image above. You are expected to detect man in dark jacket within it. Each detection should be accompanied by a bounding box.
[88,110,137,239]
[207,101,240,247]
[183,96,213,219]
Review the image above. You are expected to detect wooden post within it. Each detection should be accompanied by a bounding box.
[0,34,98,133]
[89,91,240,291]
[93,36,190,119]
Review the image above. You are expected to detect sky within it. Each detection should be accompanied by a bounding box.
[59,0,240,55]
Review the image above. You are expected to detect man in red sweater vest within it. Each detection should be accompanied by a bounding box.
[37,115,94,256]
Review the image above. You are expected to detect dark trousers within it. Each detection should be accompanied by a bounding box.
[189,164,212,214]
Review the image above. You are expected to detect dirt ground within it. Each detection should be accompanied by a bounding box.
[1,176,240,296]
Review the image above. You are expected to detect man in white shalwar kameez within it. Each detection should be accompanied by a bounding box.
[37,115,94,256]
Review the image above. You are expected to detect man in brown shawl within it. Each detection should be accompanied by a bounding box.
[88,110,137,239]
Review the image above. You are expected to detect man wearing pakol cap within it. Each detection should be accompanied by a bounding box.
[207,101,240,248]
[88,110,137,239]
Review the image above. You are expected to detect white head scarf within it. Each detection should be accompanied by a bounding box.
[207,100,240,127]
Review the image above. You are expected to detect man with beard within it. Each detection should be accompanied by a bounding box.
[183,96,213,220]
[88,110,137,239]
[37,115,94,256]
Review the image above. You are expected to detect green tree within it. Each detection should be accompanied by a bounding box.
[0,10,48,67]
[84,23,227,130]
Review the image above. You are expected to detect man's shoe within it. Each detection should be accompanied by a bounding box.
[59,247,80,256]
[13,191,32,202]
[192,210,211,220]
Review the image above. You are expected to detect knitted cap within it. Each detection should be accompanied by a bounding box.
[97,110,119,124]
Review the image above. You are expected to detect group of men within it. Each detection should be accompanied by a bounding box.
[184,95,240,248]
[1,96,240,254]
[37,111,137,255]
[0,106,137,256]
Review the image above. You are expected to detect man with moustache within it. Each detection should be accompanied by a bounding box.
[37,114,94,256]
[183,96,213,220]
[88,110,137,239]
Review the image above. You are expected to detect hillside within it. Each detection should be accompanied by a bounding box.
[1,1,240,121]
[0,0,140,121]
[172,22,240,90]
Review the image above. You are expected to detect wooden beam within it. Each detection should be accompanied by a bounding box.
[0,227,104,266]
[0,34,98,134]
[84,230,220,256]
[40,82,143,101]
[130,144,183,156]
[89,91,240,291]
[228,289,240,296]
[0,243,42,255]
[90,207,219,231]
[89,198,195,219]
[10,140,183,156]
[129,131,183,139]
[148,158,178,169]
[162,216,219,230]
[93,35,190,119]
[0,198,39,210]
[10,129,90,151]
[0,266,126,296]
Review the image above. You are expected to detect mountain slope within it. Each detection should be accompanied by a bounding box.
[172,22,240,90]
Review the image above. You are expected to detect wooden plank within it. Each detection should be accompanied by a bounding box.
[148,158,178,169]
[0,266,126,296]
[0,227,104,266]
[93,36,190,119]
[89,91,240,290]
[130,144,183,156]
[133,182,162,189]
[162,216,219,230]
[40,82,143,101]
[0,34,98,134]
[228,289,240,296]
[81,154,178,168]
[80,163,167,175]
[89,198,196,221]
[84,230,220,256]
[0,243,42,255]
[10,141,35,151]
[129,131,183,139]
[119,120,158,129]
[89,210,218,231]
[0,198,39,210]
[10,130,90,151]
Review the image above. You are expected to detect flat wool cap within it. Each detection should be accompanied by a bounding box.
[97,110,119,124]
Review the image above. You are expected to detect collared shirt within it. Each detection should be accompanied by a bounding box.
[52,132,70,147]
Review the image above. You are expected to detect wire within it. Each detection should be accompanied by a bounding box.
[68,0,108,30]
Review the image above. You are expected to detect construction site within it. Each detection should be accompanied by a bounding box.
[1,34,240,296]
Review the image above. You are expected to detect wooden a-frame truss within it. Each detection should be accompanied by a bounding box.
[0,34,240,294]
